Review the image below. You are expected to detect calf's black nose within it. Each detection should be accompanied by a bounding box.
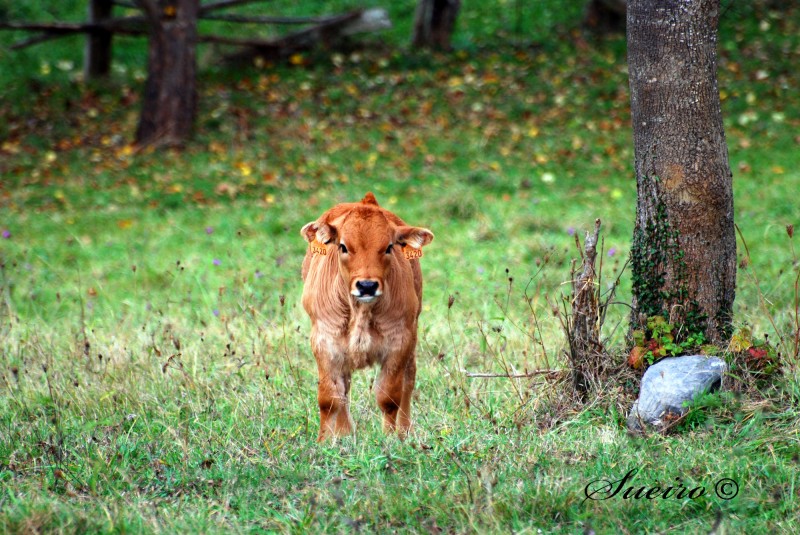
[355,280,379,296]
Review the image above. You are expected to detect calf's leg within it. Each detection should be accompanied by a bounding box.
[334,373,353,435]
[396,357,416,435]
[376,354,415,436]
[316,361,353,441]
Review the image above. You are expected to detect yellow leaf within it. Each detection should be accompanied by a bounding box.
[237,162,252,177]
[1,141,20,154]
[728,327,752,353]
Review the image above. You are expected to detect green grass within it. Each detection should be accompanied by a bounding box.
[2,1,800,533]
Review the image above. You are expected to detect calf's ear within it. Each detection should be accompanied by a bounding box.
[361,192,380,206]
[395,226,434,249]
[301,221,336,244]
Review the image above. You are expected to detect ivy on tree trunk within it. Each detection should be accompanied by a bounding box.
[627,0,736,345]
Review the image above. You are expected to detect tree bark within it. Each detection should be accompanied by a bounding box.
[627,0,736,345]
[412,0,460,50]
[135,0,199,147]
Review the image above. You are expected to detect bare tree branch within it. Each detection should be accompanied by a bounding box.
[569,218,605,396]
[2,5,389,55]
[200,0,272,14]
[0,20,140,33]
[2,18,148,50]
[201,13,339,25]
[9,33,59,50]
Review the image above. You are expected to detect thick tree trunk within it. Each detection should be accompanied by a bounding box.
[84,0,114,79]
[627,0,736,345]
[135,0,199,147]
[412,0,460,50]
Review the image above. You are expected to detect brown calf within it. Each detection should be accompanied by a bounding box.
[300,193,433,441]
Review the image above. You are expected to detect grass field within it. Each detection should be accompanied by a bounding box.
[2,1,800,533]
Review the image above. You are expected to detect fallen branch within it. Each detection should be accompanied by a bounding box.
[465,370,564,379]
[198,11,357,54]
[221,9,391,60]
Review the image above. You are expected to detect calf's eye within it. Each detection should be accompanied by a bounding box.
[339,243,348,254]
[385,244,394,255]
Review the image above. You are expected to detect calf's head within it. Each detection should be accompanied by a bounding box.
[301,194,433,304]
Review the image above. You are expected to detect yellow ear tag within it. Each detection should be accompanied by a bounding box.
[403,245,422,260]
[310,239,327,256]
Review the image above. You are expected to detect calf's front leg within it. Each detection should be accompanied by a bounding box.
[397,357,416,434]
[375,352,416,437]
[315,353,353,441]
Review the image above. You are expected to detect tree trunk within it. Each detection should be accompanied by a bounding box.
[412,0,460,50]
[627,0,736,345]
[84,0,114,79]
[135,0,199,147]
